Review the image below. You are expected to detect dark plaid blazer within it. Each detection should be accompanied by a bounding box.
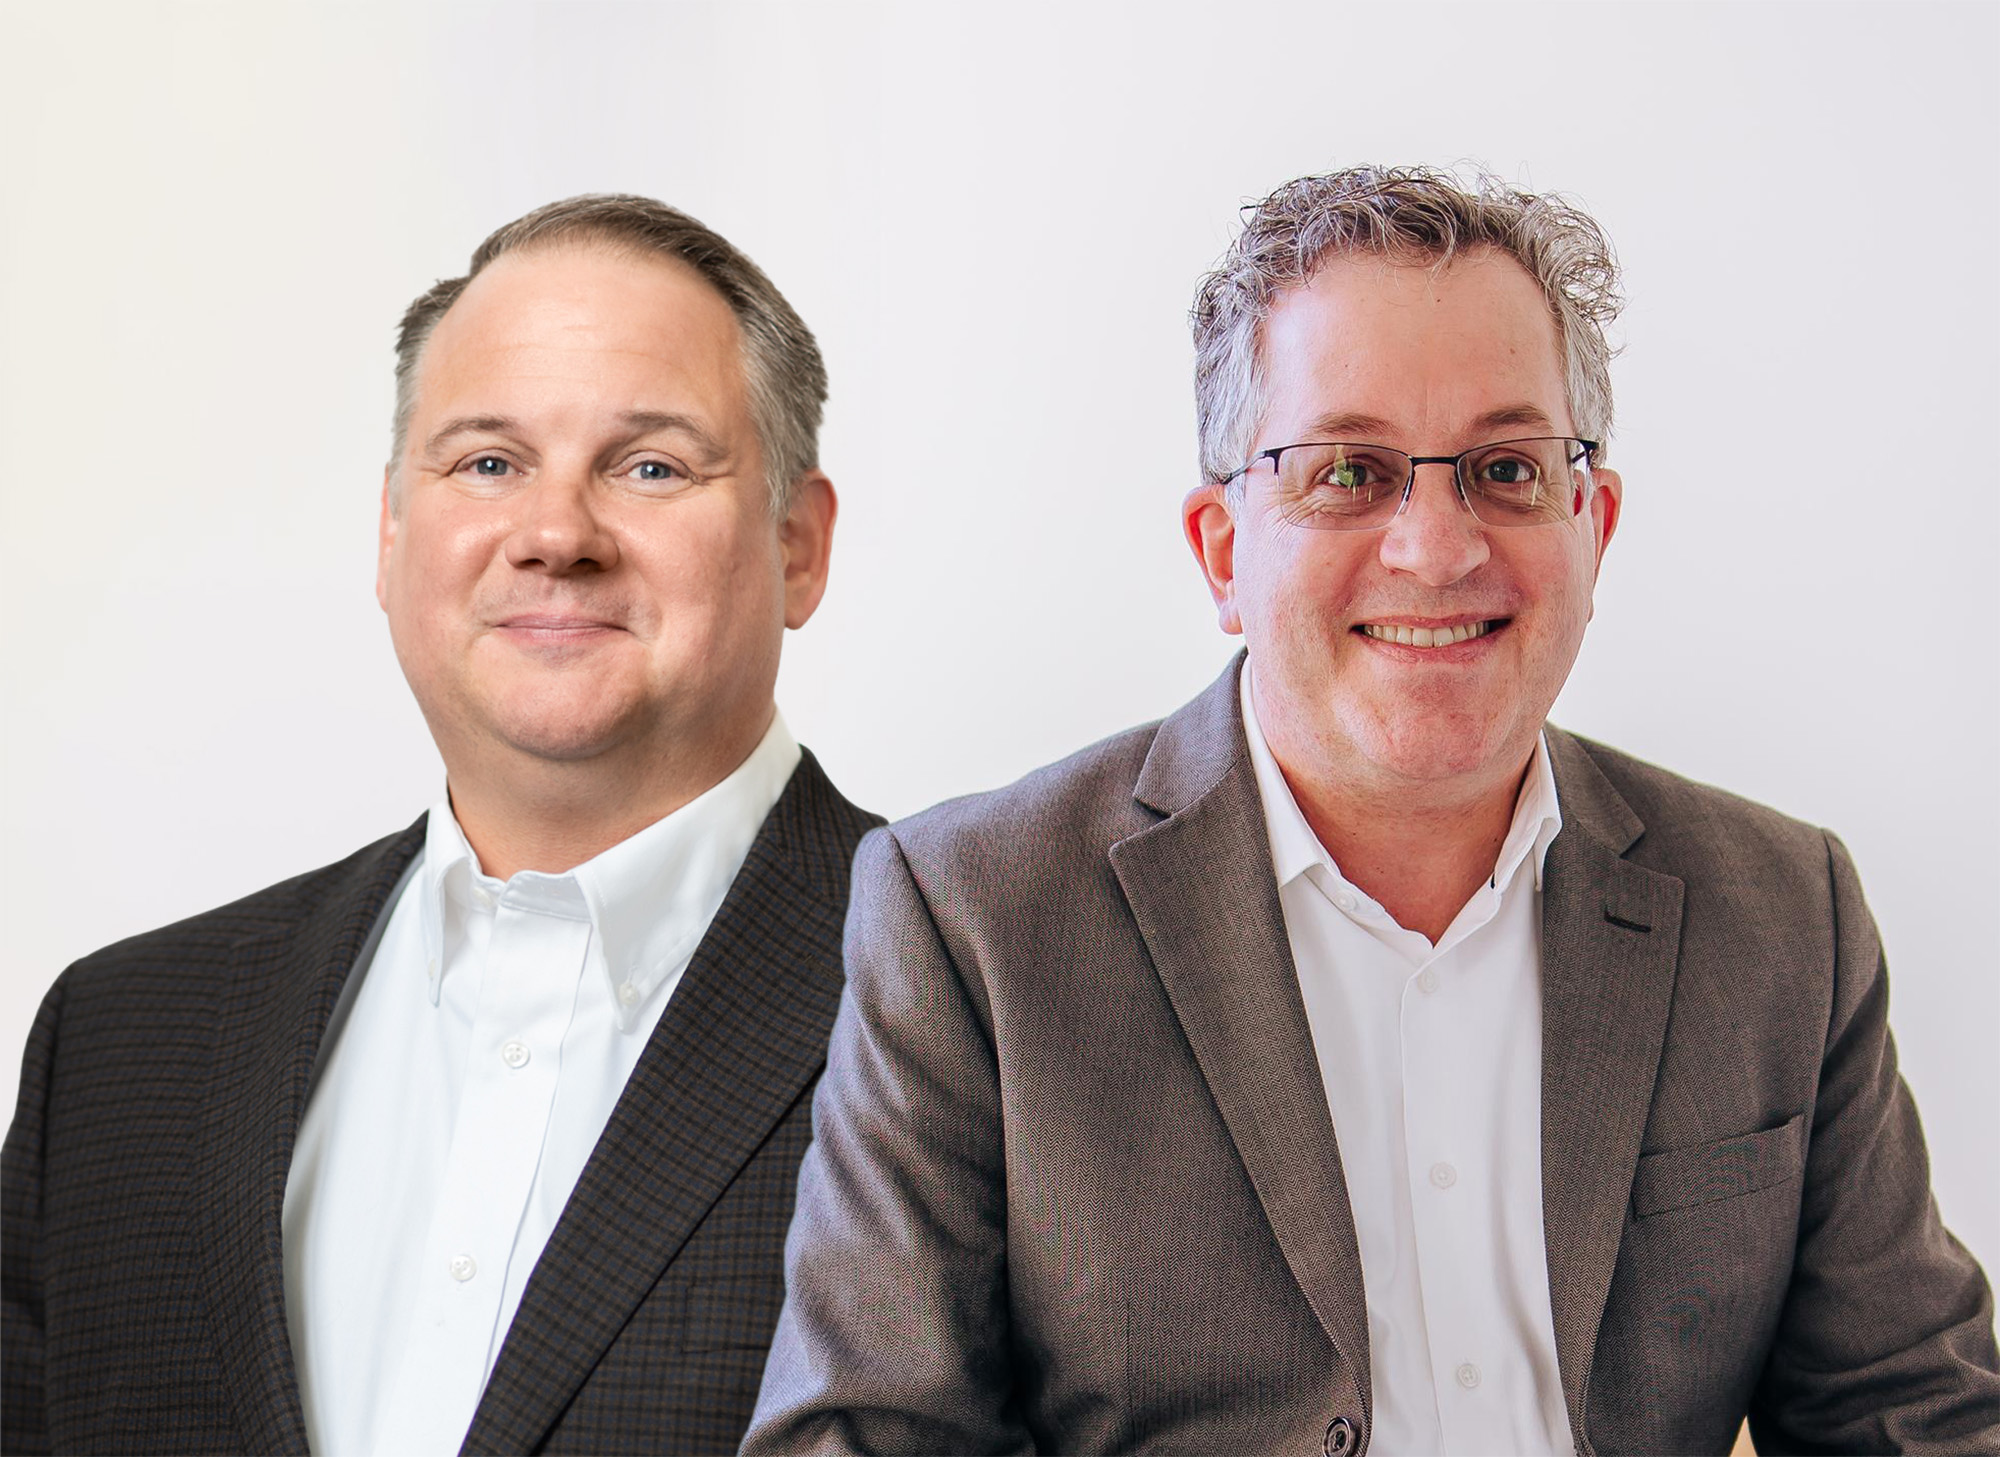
[2,749,880,1456]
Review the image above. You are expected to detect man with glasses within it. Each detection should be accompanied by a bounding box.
[745,168,1999,1454]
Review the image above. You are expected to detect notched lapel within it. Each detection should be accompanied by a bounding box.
[1109,664,1371,1412]
[1538,735,1684,1444]
[193,820,426,1457]
[462,760,862,1456]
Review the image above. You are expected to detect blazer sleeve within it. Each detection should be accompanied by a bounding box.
[3,975,60,1456]
[741,827,1033,1457]
[1748,832,2000,1454]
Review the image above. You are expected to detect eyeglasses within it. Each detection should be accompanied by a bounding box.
[1218,436,1599,531]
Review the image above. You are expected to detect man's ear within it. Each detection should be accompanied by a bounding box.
[780,473,837,630]
[376,471,398,613]
[1588,465,1622,579]
[1184,483,1243,635]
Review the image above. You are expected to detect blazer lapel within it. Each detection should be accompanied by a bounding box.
[461,754,860,1456]
[1108,659,1372,1408]
[193,820,427,1456]
[1538,730,1684,1444]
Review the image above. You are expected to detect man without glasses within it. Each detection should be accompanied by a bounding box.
[745,168,2000,1453]
[3,195,881,1454]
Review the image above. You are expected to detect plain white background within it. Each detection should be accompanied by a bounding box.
[4,2,1995,1289]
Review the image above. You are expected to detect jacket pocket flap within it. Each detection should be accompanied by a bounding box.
[1630,1112,1807,1219]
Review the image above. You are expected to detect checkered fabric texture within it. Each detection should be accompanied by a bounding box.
[3,749,880,1455]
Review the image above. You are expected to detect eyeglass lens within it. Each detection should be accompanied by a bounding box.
[1267,437,1590,531]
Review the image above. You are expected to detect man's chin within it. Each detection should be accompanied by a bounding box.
[504,733,624,765]
[480,703,644,766]
[1344,714,1522,788]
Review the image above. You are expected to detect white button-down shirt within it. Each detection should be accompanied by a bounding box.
[1241,666,1574,1456]
[281,714,801,1457]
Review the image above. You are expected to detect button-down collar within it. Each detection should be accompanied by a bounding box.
[1240,661,1562,911]
[415,712,802,1030]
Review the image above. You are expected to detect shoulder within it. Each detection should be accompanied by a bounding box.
[842,721,1167,1019]
[882,719,1163,879]
[1553,729,1840,908]
[1558,730,1829,852]
[56,819,425,1001]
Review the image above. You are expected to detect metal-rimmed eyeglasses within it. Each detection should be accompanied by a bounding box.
[1218,436,1600,531]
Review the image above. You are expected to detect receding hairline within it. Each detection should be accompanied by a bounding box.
[388,192,828,517]
[471,228,738,285]
[391,237,757,488]
[419,235,748,358]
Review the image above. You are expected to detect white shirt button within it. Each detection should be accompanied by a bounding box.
[1416,969,1439,994]
[616,981,639,1007]
[500,1040,530,1070]
[1331,891,1357,913]
[1430,1161,1457,1189]
[448,1254,477,1282]
[1456,1361,1481,1390]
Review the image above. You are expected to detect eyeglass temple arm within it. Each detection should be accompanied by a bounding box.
[1217,447,1287,487]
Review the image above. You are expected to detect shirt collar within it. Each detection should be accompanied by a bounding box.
[1240,660,1563,901]
[416,711,803,1031]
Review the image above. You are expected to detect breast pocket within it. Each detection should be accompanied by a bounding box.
[1630,1112,1807,1219]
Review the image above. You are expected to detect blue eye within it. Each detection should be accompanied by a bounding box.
[470,456,511,476]
[629,458,692,487]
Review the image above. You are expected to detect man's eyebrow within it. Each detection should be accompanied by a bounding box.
[615,410,729,464]
[423,414,519,454]
[1464,403,1562,437]
[1298,411,1402,442]
[1294,404,1564,445]
[418,410,732,463]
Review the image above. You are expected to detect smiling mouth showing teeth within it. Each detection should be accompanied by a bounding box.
[1359,621,1496,648]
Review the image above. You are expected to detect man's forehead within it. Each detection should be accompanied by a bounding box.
[1257,248,1571,437]
[435,246,736,350]
[410,244,747,422]
[1272,247,1556,339]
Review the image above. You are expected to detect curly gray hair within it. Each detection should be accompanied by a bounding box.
[1191,166,1623,485]
[388,193,826,515]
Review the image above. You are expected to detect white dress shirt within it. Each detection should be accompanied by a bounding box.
[281,714,801,1457]
[1241,666,1574,1456]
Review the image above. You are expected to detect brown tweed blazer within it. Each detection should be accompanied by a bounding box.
[2,750,880,1456]
[745,662,2000,1456]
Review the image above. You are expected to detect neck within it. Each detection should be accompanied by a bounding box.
[1287,764,1526,943]
[1251,674,1536,942]
[442,709,773,880]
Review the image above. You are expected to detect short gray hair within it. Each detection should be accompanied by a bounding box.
[389,193,827,514]
[1191,165,1623,484]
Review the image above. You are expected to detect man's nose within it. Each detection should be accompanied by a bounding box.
[1376,462,1488,585]
[503,468,620,574]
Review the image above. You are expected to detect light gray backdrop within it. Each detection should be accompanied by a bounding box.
[4,2,1995,1285]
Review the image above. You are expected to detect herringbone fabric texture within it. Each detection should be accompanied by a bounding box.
[746,660,2000,1456]
[3,750,878,1456]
